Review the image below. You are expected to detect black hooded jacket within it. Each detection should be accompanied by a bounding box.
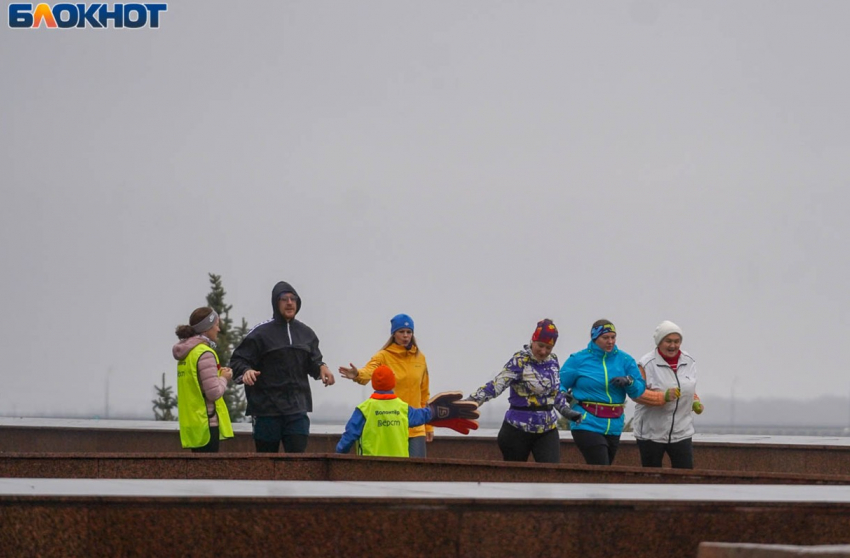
[230,281,324,416]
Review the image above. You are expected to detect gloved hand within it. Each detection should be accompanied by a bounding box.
[428,392,480,421]
[692,401,704,414]
[563,389,575,405]
[558,406,582,424]
[664,387,681,402]
[609,376,634,388]
[430,418,479,435]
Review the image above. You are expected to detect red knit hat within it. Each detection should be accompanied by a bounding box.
[371,365,396,391]
[531,319,558,346]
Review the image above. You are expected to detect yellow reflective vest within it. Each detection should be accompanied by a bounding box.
[357,395,410,457]
[177,343,234,448]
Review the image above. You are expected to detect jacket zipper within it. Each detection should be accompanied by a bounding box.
[286,322,292,344]
[603,353,611,435]
[667,365,681,444]
[603,353,611,402]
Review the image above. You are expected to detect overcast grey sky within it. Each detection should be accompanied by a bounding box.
[2,1,849,421]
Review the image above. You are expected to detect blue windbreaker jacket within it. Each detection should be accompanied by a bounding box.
[559,341,645,436]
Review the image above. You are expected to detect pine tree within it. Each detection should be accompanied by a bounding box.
[230,318,250,347]
[221,318,250,421]
[205,273,248,422]
[152,372,178,421]
[205,273,234,362]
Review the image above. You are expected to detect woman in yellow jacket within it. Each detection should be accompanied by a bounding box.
[339,314,432,457]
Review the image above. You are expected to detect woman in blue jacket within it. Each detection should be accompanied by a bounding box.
[559,319,645,465]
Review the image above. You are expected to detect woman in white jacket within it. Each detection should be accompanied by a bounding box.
[632,321,704,468]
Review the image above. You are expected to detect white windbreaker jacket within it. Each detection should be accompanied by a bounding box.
[632,349,698,443]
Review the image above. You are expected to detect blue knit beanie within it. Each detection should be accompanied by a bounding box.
[390,314,414,335]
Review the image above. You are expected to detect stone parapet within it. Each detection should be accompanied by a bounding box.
[2,418,849,475]
[3,480,850,558]
[2,452,850,485]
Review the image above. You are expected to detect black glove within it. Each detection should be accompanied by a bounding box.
[609,376,634,388]
[564,389,575,405]
[558,406,582,424]
[428,392,480,421]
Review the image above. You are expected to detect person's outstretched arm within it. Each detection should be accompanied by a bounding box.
[466,352,524,405]
[409,406,431,428]
[338,352,385,386]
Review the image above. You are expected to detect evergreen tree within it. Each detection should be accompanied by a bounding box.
[231,317,250,346]
[222,318,250,421]
[205,273,234,363]
[205,273,248,422]
[152,372,178,421]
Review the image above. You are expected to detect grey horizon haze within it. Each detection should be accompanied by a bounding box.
[1,1,849,424]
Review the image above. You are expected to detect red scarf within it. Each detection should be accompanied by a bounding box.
[659,350,681,373]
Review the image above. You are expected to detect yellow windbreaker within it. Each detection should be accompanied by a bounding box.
[355,343,431,438]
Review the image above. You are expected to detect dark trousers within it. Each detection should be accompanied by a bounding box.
[636,437,694,469]
[570,429,621,465]
[191,426,220,453]
[497,421,561,463]
[252,414,310,453]
[408,436,427,458]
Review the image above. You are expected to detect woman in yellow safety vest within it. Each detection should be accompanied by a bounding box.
[173,306,234,452]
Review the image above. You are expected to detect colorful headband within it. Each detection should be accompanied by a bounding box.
[590,323,616,341]
[192,310,219,334]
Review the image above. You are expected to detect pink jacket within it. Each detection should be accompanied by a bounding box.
[172,336,227,427]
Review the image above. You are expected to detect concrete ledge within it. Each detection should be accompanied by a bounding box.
[2,481,850,558]
[3,452,850,486]
[699,542,850,557]
[3,418,850,475]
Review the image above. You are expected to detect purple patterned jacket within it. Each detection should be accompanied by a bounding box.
[468,345,572,434]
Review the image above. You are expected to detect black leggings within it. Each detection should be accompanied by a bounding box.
[570,429,621,465]
[191,426,220,453]
[497,421,561,463]
[636,438,694,469]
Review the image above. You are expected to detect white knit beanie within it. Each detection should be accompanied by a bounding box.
[653,320,683,346]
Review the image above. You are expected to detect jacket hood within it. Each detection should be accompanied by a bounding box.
[271,281,301,320]
[385,342,418,356]
[172,336,206,360]
[586,340,619,356]
[521,343,556,363]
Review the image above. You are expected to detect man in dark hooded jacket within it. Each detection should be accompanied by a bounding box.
[230,281,335,453]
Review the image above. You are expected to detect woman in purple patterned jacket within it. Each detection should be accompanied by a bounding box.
[465,319,581,463]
